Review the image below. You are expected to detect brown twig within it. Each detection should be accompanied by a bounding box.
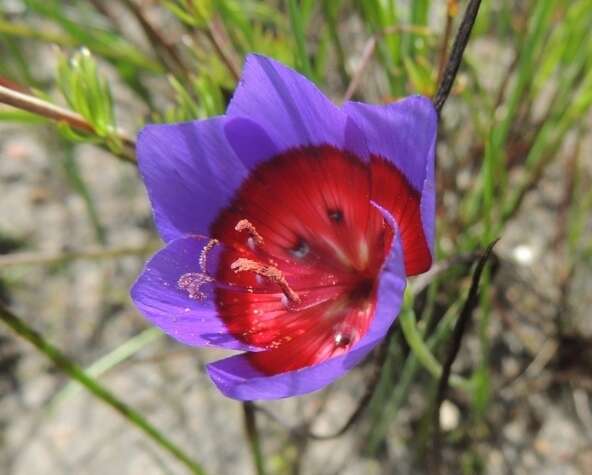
[0,83,136,162]
[120,0,189,78]
[88,0,119,26]
[433,0,482,114]
[0,76,31,94]
[430,239,498,475]
[435,1,459,88]
[205,17,241,81]
[552,137,581,338]
[0,244,157,268]
[0,84,94,133]
[342,24,434,103]
[343,37,377,102]
[499,129,574,225]
[493,53,519,110]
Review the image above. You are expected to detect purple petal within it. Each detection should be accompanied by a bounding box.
[206,228,406,400]
[343,96,437,192]
[227,54,367,159]
[343,96,437,249]
[136,117,248,242]
[131,237,259,352]
[224,117,279,170]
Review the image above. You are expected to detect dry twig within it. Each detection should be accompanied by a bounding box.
[0,83,136,162]
[430,239,497,474]
[433,0,482,113]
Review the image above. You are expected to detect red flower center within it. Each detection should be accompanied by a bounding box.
[208,145,425,375]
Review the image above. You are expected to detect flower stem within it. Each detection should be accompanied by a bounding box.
[0,303,206,475]
[242,402,266,475]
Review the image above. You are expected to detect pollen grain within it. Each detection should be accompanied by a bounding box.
[178,272,213,301]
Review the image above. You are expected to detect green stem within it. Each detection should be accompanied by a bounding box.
[50,327,162,409]
[242,402,266,475]
[367,343,420,454]
[366,298,465,454]
[321,0,349,87]
[399,292,469,390]
[0,303,206,475]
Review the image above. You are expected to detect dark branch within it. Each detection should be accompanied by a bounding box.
[433,0,483,114]
[430,239,498,474]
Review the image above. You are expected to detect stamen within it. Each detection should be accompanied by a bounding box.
[235,219,264,246]
[199,238,219,272]
[230,257,301,304]
[178,238,218,301]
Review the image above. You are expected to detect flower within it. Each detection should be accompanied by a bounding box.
[131,54,437,400]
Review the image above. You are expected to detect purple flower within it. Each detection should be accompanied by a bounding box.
[131,54,437,400]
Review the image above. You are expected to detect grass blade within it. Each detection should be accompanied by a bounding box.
[0,303,207,475]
